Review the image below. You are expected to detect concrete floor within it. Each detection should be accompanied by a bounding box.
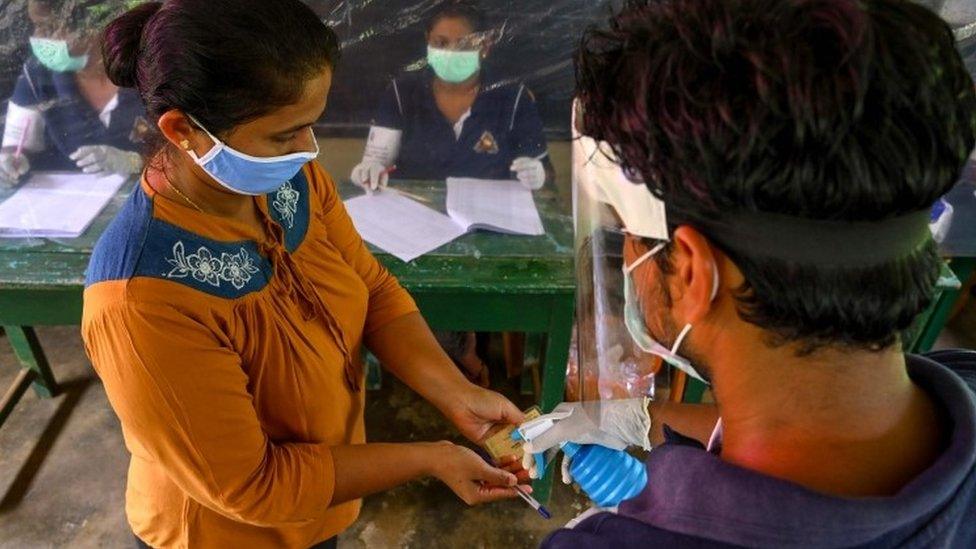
[1,299,974,549]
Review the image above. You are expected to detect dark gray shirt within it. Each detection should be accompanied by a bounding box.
[543,351,976,548]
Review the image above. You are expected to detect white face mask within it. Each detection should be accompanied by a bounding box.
[622,242,719,384]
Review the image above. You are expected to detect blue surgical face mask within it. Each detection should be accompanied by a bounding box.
[427,45,481,83]
[29,37,88,73]
[185,115,319,196]
[622,242,719,384]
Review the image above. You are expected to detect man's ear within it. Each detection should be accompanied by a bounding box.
[670,226,721,324]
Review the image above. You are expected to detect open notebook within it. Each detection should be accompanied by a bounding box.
[444,178,545,236]
[344,178,545,262]
[0,172,128,238]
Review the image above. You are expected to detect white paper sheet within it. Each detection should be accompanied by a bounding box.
[0,172,128,238]
[446,178,545,236]
[344,190,466,262]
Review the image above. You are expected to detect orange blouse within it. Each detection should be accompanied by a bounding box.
[82,162,417,548]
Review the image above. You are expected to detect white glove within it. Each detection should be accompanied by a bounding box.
[69,145,142,176]
[0,152,30,188]
[519,398,651,478]
[350,161,390,192]
[511,156,546,190]
[351,126,402,192]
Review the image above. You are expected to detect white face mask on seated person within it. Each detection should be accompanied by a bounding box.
[427,45,481,83]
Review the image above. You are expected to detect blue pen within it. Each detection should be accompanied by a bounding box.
[513,484,552,520]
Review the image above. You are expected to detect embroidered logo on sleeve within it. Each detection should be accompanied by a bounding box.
[474,130,500,154]
[165,241,260,290]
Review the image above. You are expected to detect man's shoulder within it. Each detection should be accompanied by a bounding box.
[541,512,744,549]
[922,349,976,394]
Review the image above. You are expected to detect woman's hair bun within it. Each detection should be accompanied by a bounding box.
[101,1,163,88]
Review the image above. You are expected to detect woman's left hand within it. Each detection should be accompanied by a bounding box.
[498,454,532,484]
[70,145,143,176]
[442,383,525,443]
[511,156,546,190]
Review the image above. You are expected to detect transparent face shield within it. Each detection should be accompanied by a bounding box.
[571,104,671,413]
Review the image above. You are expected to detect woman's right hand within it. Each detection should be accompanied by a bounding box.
[350,161,390,192]
[0,152,29,188]
[428,441,522,505]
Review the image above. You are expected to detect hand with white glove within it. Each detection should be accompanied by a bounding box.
[69,145,143,176]
[350,161,391,193]
[0,152,30,188]
[518,398,651,479]
[352,126,402,193]
[510,156,546,190]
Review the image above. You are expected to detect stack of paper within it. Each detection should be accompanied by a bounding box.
[344,178,546,261]
[344,190,466,262]
[0,172,128,238]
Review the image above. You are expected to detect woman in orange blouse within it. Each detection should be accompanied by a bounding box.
[82,2,528,548]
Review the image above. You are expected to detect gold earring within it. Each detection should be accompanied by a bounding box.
[179,140,190,150]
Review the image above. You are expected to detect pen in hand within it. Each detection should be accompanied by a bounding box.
[474,447,551,520]
[1,118,33,188]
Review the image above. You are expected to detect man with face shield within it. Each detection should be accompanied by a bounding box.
[520,0,976,547]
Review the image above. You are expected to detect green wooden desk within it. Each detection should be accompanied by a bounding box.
[914,168,976,353]
[0,185,134,425]
[0,179,575,501]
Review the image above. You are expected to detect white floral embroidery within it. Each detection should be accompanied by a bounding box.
[272,181,300,229]
[165,242,260,290]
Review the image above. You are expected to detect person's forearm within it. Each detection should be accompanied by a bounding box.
[330,442,439,505]
[365,312,470,412]
[648,400,720,447]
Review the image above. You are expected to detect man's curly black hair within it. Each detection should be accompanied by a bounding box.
[576,0,976,351]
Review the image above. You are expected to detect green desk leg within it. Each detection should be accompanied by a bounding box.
[520,333,543,396]
[682,378,708,404]
[532,295,575,504]
[5,326,58,398]
[912,257,976,353]
[538,298,575,413]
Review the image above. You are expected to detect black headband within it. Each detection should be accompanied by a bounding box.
[674,209,933,267]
